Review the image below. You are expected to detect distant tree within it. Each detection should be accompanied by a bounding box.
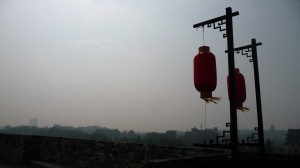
[0,125,184,146]
[110,129,121,139]
[93,129,108,140]
[3,125,12,130]
[128,130,136,137]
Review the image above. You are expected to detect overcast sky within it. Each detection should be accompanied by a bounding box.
[0,0,299,132]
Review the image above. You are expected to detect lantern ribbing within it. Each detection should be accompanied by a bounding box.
[227,68,249,112]
[194,46,220,103]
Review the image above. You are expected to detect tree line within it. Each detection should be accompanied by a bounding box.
[1,125,288,153]
[0,125,183,146]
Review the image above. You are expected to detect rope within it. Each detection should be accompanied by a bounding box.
[237,109,240,141]
[202,26,205,45]
[204,102,207,143]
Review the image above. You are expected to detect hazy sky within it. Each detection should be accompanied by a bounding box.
[0,0,299,132]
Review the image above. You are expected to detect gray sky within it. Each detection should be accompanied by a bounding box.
[0,0,299,132]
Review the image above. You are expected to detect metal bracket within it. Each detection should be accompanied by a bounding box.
[240,127,259,146]
[225,42,262,63]
[193,10,238,39]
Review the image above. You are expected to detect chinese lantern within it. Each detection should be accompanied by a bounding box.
[194,46,220,103]
[227,68,249,111]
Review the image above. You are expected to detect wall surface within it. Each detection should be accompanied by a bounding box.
[0,133,224,168]
[1,133,299,168]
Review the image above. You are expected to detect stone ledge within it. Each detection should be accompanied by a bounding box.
[146,154,228,168]
[30,161,66,168]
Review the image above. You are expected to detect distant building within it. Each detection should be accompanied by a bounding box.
[29,118,38,127]
[285,129,300,155]
[270,124,276,131]
[182,127,219,146]
[165,130,177,139]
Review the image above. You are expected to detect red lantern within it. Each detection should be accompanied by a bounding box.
[227,68,247,111]
[194,46,218,102]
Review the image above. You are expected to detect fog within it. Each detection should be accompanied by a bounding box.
[0,0,299,132]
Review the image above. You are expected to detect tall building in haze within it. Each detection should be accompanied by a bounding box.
[29,118,38,127]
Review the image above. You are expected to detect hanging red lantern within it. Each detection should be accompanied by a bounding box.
[194,46,220,103]
[227,68,249,111]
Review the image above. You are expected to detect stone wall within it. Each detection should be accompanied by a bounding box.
[2,133,300,168]
[145,154,229,168]
[239,152,300,168]
[0,133,224,168]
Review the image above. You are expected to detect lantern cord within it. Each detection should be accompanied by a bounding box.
[202,27,205,45]
[204,102,207,143]
[237,109,240,141]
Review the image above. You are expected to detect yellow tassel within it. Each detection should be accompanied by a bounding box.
[201,97,221,104]
[237,106,250,112]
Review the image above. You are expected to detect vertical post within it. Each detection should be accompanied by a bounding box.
[226,7,239,168]
[251,39,265,167]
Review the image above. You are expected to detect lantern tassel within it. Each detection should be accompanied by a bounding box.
[201,97,221,104]
[237,106,250,112]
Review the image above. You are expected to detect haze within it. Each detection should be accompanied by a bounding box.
[0,0,299,132]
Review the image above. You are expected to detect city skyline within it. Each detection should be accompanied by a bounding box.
[0,0,299,132]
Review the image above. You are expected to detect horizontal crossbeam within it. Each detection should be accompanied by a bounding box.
[193,11,239,28]
[225,42,262,53]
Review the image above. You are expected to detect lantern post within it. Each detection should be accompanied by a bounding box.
[251,39,264,158]
[226,38,265,167]
[193,7,240,168]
